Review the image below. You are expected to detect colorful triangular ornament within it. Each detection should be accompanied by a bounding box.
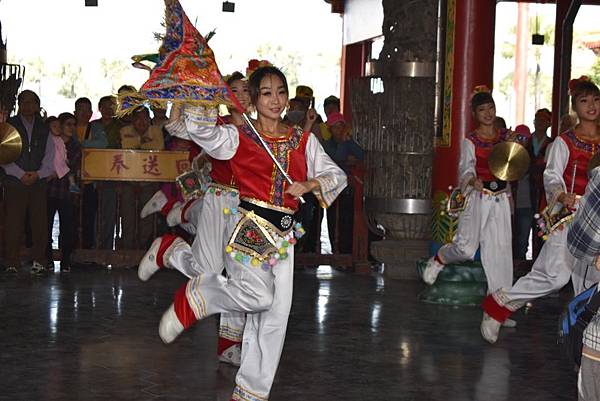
[118,0,243,115]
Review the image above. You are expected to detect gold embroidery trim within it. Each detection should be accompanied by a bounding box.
[208,182,239,193]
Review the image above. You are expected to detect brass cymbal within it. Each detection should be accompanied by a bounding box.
[488,141,530,181]
[588,152,600,176]
[0,122,22,165]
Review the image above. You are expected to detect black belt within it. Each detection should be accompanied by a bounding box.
[239,200,295,232]
[483,180,507,193]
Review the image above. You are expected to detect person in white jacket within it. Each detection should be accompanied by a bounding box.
[481,77,600,344]
[139,66,347,401]
[423,88,524,330]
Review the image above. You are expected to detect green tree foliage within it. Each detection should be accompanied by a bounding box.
[57,64,83,99]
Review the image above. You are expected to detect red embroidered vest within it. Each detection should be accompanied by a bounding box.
[465,129,509,181]
[210,157,236,187]
[560,130,600,196]
[230,125,309,211]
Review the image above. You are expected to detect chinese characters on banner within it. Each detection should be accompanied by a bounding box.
[82,149,190,182]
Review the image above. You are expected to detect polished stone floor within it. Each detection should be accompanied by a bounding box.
[0,264,576,401]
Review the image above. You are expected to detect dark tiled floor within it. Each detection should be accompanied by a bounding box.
[0,265,576,401]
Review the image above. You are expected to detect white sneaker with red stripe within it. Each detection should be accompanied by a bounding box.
[422,256,444,285]
[159,304,184,344]
[166,201,184,227]
[138,237,162,282]
[219,343,241,367]
[140,190,168,219]
[481,312,502,344]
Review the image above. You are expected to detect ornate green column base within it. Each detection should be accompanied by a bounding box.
[416,259,487,306]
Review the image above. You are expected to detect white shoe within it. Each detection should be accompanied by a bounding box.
[481,312,502,344]
[502,318,517,328]
[30,261,45,275]
[219,343,241,367]
[422,257,444,285]
[138,238,162,281]
[140,190,168,219]
[159,304,184,344]
[166,201,183,227]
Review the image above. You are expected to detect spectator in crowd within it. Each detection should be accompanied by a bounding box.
[323,111,363,253]
[283,97,308,127]
[559,113,577,134]
[566,167,600,401]
[46,113,81,272]
[317,95,340,141]
[2,90,55,274]
[92,95,122,251]
[95,95,122,149]
[151,106,169,127]
[119,106,165,249]
[75,97,108,249]
[295,85,314,110]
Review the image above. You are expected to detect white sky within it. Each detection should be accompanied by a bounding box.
[494,3,600,127]
[0,0,343,116]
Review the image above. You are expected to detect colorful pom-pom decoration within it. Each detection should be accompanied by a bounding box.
[223,207,231,215]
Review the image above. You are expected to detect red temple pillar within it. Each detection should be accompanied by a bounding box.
[340,40,370,122]
[432,0,496,194]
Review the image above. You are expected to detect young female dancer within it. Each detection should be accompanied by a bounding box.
[141,66,346,400]
[481,77,600,343]
[423,87,525,328]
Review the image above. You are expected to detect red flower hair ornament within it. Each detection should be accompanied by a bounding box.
[246,59,273,79]
[568,75,591,96]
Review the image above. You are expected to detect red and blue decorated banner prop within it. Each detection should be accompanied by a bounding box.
[118,0,242,115]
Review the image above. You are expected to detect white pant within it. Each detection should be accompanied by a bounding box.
[168,189,246,343]
[168,210,294,401]
[493,228,600,311]
[438,191,513,293]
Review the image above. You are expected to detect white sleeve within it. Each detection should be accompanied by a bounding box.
[165,107,239,160]
[305,134,348,208]
[458,139,476,192]
[543,136,569,206]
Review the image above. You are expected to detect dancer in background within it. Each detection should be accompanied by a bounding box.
[423,87,526,330]
[481,76,600,344]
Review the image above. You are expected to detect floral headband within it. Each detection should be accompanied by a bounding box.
[246,59,273,79]
[472,85,491,96]
[568,75,591,96]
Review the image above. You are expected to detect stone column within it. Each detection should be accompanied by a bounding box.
[351,0,439,280]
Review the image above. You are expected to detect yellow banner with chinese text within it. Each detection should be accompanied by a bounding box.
[81,149,190,182]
